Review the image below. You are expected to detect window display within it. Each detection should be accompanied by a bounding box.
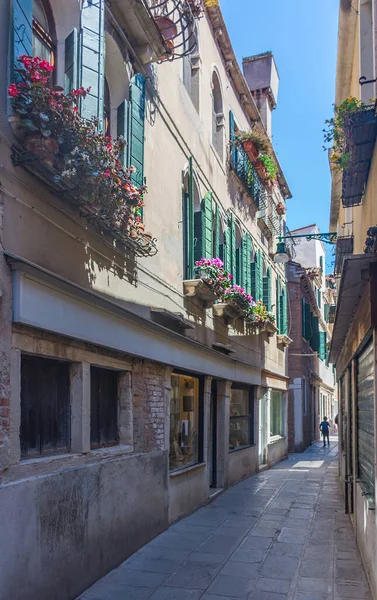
[169,374,200,471]
[229,386,253,451]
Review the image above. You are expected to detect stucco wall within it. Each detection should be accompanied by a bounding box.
[168,464,208,523]
[228,445,258,487]
[0,450,168,600]
[267,437,288,467]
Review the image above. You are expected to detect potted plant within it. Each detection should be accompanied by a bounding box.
[276,202,285,215]
[194,258,232,294]
[8,55,152,252]
[234,129,270,163]
[324,97,374,171]
[187,0,204,18]
[256,153,278,185]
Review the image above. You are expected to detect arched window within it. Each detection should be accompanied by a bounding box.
[105,33,131,138]
[212,71,224,160]
[183,168,202,279]
[32,0,55,63]
[183,36,200,113]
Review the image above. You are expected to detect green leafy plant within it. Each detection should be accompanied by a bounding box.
[258,152,278,182]
[323,97,369,171]
[234,128,271,154]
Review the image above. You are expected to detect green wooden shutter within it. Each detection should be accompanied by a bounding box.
[202,193,213,259]
[319,331,326,361]
[224,228,231,273]
[194,210,203,263]
[256,249,263,301]
[79,0,105,130]
[276,278,281,332]
[12,0,32,81]
[250,257,256,299]
[263,269,272,311]
[117,100,129,167]
[230,215,236,279]
[186,158,195,278]
[65,29,79,93]
[281,286,288,334]
[310,315,320,352]
[229,110,237,167]
[242,233,252,294]
[324,303,329,323]
[129,74,146,188]
[302,299,306,337]
[214,204,220,259]
[304,302,311,340]
[183,192,191,279]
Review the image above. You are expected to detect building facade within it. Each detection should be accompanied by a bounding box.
[329,0,377,597]
[287,226,336,452]
[0,1,291,598]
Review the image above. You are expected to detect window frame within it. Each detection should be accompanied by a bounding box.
[32,0,56,66]
[270,389,284,439]
[169,370,204,473]
[90,365,119,450]
[229,384,255,453]
[20,354,71,459]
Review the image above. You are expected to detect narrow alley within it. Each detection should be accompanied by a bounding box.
[78,439,371,600]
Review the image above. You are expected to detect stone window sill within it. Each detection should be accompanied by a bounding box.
[170,462,206,478]
[268,436,286,445]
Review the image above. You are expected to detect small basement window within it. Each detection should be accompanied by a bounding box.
[90,366,119,449]
[21,355,71,458]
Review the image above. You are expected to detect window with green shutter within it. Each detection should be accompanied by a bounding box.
[129,74,146,188]
[256,250,263,301]
[12,0,32,82]
[79,0,106,130]
[263,268,272,311]
[230,215,236,279]
[194,192,213,263]
[310,315,320,352]
[319,331,326,361]
[229,110,238,168]
[183,158,195,280]
[213,203,220,259]
[302,298,306,337]
[242,233,252,295]
[65,29,79,93]
[324,303,330,323]
[317,288,321,309]
[251,254,257,300]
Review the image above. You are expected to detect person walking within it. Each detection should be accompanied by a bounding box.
[320,416,330,447]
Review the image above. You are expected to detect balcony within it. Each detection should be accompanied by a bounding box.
[11,144,158,258]
[335,236,354,275]
[109,0,200,63]
[230,144,269,210]
[342,107,377,207]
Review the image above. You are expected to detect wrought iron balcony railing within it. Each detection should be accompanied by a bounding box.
[144,0,200,60]
[342,106,377,207]
[230,144,269,210]
[335,235,354,275]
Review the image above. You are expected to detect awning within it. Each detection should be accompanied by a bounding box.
[329,254,377,364]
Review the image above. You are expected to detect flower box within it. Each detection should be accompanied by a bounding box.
[183,279,218,307]
[213,302,242,324]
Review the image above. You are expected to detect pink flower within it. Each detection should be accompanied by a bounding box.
[8,84,18,98]
[39,60,54,72]
[103,170,111,178]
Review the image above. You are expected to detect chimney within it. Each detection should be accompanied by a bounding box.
[242,52,279,137]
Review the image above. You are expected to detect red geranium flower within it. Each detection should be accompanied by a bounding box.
[8,84,19,98]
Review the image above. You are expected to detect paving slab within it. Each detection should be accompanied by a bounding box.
[77,439,372,600]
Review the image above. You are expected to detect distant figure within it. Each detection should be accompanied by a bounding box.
[320,417,330,447]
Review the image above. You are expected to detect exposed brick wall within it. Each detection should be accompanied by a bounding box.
[287,263,320,453]
[132,359,171,454]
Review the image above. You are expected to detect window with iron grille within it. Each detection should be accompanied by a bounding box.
[21,355,71,458]
[90,366,119,449]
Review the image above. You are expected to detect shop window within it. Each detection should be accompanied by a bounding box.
[21,355,70,458]
[270,390,283,438]
[90,366,119,449]
[170,374,202,471]
[229,386,254,451]
[32,0,54,63]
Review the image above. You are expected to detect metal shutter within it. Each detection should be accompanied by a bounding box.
[357,339,375,497]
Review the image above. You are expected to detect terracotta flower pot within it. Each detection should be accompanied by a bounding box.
[155,16,177,41]
[24,133,58,169]
[130,228,138,239]
[136,222,145,232]
[276,203,285,215]
[242,140,259,163]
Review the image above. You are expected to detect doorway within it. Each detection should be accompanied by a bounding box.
[209,380,218,488]
[259,389,268,467]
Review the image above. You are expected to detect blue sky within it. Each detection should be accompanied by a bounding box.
[220,0,339,271]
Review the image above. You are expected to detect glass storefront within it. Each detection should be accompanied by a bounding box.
[169,374,200,471]
[229,386,254,451]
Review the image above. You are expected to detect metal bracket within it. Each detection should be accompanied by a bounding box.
[359,76,377,86]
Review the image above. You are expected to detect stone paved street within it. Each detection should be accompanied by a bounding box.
[78,439,372,600]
